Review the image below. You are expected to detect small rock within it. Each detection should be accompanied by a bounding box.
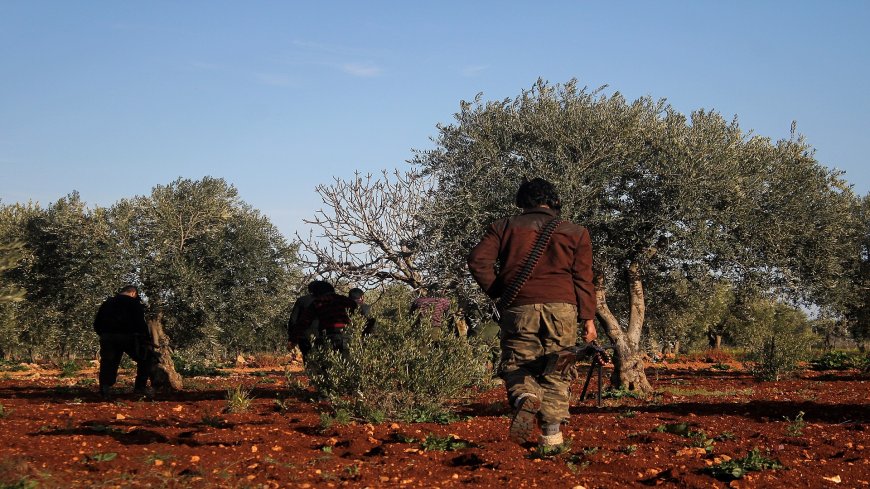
[822,475,842,484]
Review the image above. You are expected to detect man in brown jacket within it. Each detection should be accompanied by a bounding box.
[468,178,596,447]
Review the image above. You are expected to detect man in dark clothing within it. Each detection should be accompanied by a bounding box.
[468,178,596,448]
[349,287,377,336]
[295,282,357,355]
[287,281,330,360]
[93,285,152,398]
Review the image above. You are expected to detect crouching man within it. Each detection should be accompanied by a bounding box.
[93,285,153,398]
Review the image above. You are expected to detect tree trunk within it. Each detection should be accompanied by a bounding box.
[147,313,183,391]
[595,266,653,395]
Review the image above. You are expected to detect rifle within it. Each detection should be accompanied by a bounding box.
[542,341,612,407]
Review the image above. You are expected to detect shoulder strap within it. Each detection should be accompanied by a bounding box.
[496,218,563,311]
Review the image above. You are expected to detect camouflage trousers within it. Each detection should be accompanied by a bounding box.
[499,302,578,425]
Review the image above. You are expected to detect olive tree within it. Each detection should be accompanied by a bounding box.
[415,80,858,393]
[110,177,302,357]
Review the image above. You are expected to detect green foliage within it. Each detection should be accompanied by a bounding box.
[305,305,490,422]
[421,434,474,452]
[200,414,225,427]
[714,431,737,441]
[0,361,27,372]
[224,385,254,413]
[274,396,292,413]
[86,452,118,463]
[705,448,784,481]
[0,478,38,489]
[620,444,638,454]
[0,178,304,361]
[143,453,173,465]
[528,438,573,459]
[412,79,859,390]
[0,240,26,304]
[171,354,224,377]
[57,360,81,378]
[810,350,863,371]
[653,423,715,453]
[319,409,352,430]
[601,387,644,400]
[735,299,816,381]
[784,411,806,437]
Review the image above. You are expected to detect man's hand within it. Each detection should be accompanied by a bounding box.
[581,319,597,343]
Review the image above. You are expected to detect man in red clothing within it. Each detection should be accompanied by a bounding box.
[411,285,452,330]
[468,178,596,448]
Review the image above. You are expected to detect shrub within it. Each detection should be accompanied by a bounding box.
[741,302,816,381]
[224,386,254,413]
[305,309,490,422]
[172,353,224,377]
[810,351,861,371]
[57,360,81,378]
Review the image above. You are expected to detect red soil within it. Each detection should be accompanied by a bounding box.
[0,360,867,488]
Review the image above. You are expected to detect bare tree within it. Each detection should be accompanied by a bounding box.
[299,170,435,290]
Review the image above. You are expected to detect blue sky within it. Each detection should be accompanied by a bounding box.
[1,1,868,238]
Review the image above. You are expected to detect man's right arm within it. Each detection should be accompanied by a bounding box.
[467,223,502,297]
[93,300,107,335]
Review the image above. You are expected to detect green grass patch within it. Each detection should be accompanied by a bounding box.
[319,409,352,430]
[652,422,715,453]
[420,434,474,452]
[705,448,784,481]
[224,385,254,413]
[85,452,117,463]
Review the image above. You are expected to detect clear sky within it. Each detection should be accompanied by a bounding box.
[2,1,868,238]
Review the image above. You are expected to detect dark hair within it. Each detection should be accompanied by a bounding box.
[120,285,139,295]
[515,177,561,210]
[307,280,334,296]
[348,288,364,300]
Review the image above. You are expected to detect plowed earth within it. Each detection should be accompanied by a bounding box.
[0,359,867,488]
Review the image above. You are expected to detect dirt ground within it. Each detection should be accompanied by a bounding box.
[0,358,867,488]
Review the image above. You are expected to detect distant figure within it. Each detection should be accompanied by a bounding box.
[288,281,330,361]
[468,177,596,448]
[92,285,153,398]
[411,285,452,330]
[296,282,357,355]
[349,287,377,336]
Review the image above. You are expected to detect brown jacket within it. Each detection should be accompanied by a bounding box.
[467,207,596,320]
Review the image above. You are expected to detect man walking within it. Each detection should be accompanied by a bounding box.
[93,285,152,398]
[468,178,596,448]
